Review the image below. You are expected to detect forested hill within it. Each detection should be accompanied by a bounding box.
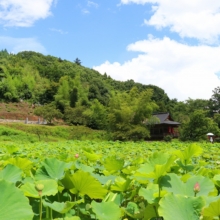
[1,49,220,141]
[0,50,170,108]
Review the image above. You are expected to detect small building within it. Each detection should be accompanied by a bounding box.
[149,112,180,139]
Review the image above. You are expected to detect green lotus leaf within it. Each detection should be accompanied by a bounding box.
[148,152,171,166]
[104,192,123,206]
[20,179,58,198]
[161,173,216,197]
[186,175,217,197]
[91,173,116,185]
[151,155,176,182]
[122,165,137,174]
[0,164,22,183]
[61,171,75,189]
[143,204,159,220]
[54,217,80,220]
[134,153,175,183]
[35,167,53,180]
[36,158,71,181]
[6,157,32,174]
[132,157,144,165]
[139,183,159,204]
[70,170,107,199]
[158,193,205,220]
[213,174,220,187]
[111,176,132,192]
[91,201,121,220]
[136,163,154,174]
[75,161,94,173]
[4,145,19,154]
[103,156,124,173]
[83,150,102,162]
[124,202,144,219]
[174,144,203,164]
[0,180,34,220]
[43,200,83,214]
[203,198,220,218]
[199,217,212,220]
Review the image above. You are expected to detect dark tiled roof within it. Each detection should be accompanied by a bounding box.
[153,112,180,125]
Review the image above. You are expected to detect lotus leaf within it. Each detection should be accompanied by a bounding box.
[0,180,34,220]
[160,173,216,197]
[103,156,124,173]
[139,183,159,204]
[174,144,203,164]
[158,193,205,220]
[70,170,107,199]
[91,201,121,220]
[38,158,71,180]
[43,200,83,214]
[7,157,33,173]
[143,204,159,220]
[124,202,144,219]
[0,164,22,183]
[111,176,132,192]
[20,179,58,198]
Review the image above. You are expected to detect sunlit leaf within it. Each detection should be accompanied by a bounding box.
[43,200,83,214]
[203,198,220,218]
[139,183,159,204]
[41,158,71,180]
[103,156,124,173]
[160,173,216,197]
[0,180,34,220]
[70,170,107,199]
[158,193,205,220]
[91,201,121,220]
[6,157,32,174]
[20,179,58,198]
[175,144,203,164]
[111,176,132,192]
[0,164,22,183]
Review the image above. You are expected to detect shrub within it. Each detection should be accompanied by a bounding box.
[164,135,172,142]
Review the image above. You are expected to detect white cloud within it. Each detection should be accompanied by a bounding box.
[0,36,46,54]
[82,9,90,14]
[87,1,99,8]
[120,0,220,44]
[49,28,68,35]
[93,37,220,101]
[0,0,55,27]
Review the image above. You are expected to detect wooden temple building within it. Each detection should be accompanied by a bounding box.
[149,112,180,139]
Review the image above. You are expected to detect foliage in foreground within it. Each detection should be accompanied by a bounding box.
[0,141,220,219]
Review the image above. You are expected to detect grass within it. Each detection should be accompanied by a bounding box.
[0,123,108,143]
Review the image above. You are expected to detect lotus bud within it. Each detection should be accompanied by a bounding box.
[194,182,200,194]
[35,183,44,196]
[75,153,79,158]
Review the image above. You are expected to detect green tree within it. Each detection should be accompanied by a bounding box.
[209,87,220,116]
[34,104,63,124]
[108,87,158,141]
[179,110,220,141]
[74,58,81,65]
[64,106,89,125]
[84,99,107,130]
[70,87,78,108]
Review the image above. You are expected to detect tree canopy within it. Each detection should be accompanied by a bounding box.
[1,50,220,141]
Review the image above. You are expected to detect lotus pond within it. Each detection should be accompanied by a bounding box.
[1,140,220,220]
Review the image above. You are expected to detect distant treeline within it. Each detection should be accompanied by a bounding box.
[1,49,220,141]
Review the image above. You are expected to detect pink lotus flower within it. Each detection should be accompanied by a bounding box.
[194,182,200,193]
[75,153,79,158]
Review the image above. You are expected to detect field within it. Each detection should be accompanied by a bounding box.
[1,139,220,220]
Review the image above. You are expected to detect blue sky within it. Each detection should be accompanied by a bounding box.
[1,0,220,101]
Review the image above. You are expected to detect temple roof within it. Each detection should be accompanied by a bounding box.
[153,112,180,125]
